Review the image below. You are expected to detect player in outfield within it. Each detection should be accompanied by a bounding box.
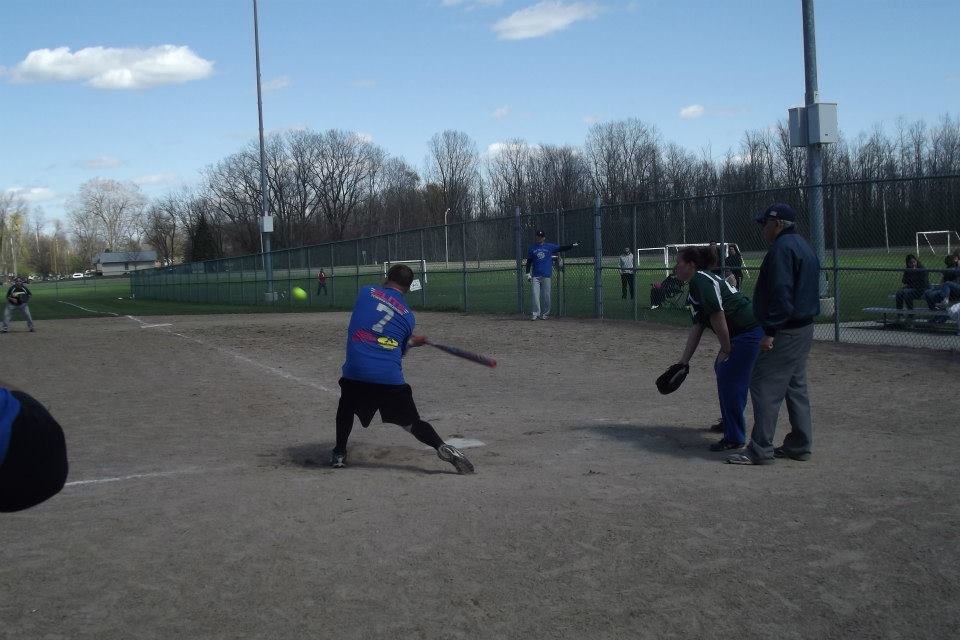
[672,246,763,451]
[0,378,68,512]
[332,264,474,474]
[525,230,579,320]
[728,203,820,465]
[3,276,35,333]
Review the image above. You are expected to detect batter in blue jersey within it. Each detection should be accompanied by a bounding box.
[0,381,68,512]
[524,230,579,320]
[332,264,475,474]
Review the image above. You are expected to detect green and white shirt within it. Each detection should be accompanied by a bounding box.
[686,270,757,336]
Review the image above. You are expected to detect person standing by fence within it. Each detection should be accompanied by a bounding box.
[727,203,820,466]
[316,269,328,296]
[525,230,578,320]
[619,247,635,300]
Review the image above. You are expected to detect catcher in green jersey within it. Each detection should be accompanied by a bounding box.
[672,246,763,451]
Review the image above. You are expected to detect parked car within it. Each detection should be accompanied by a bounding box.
[72,272,84,279]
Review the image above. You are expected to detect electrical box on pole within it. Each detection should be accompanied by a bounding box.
[789,102,838,147]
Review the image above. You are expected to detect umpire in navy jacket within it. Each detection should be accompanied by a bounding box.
[727,203,820,466]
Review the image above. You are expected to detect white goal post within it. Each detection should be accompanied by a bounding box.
[382,259,427,283]
[916,231,960,257]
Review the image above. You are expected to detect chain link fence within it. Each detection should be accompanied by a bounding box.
[132,175,960,350]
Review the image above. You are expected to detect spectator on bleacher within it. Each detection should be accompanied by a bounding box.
[923,252,960,311]
[895,255,928,316]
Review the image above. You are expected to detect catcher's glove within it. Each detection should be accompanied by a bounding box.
[655,363,689,395]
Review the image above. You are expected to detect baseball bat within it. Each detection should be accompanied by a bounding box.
[421,338,497,368]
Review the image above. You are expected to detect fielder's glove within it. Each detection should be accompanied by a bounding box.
[655,363,690,395]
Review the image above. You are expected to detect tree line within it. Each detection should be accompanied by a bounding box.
[2,113,958,277]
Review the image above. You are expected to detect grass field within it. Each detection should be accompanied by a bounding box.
[16,249,951,329]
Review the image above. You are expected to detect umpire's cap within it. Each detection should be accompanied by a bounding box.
[754,203,796,224]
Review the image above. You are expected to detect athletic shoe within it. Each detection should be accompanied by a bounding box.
[531,315,538,321]
[709,439,744,452]
[331,449,346,468]
[28,327,35,332]
[540,314,549,320]
[0,328,6,333]
[437,444,474,474]
[773,446,811,461]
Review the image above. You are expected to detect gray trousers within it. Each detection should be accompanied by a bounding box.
[531,276,552,318]
[746,323,814,461]
[3,302,34,329]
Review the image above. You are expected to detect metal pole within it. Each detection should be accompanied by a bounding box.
[444,207,450,268]
[461,221,468,312]
[253,0,273,299]
[632,204,638,321]
[832,185,840,343]
[802,0,827,297]
[594,195,603,319]
[515,206,523,314]
[681,199,687,244]
[419,229,426,306]
[355,240,360,294]
[556,208,562,317]
[719,196,726,273]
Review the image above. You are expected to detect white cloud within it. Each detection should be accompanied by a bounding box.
[582,115,600,124]
[493,1,600,40]
[8,45,214,90]
[679,104,705,120]
[263,75,291,92]
[492,106,511,119]
[79,156,121,169]
[5,186,56,203]
[351,78,376,89]
[355,132,374,143]
[132,173,177,186]
[485,141,541,157]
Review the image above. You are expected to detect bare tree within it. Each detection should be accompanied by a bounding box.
[584,119,663,203]
[67,178,146,263]
[427,130,479,223]
[312,129,385,240]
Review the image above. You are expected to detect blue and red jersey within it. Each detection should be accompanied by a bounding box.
[341,286,416,385]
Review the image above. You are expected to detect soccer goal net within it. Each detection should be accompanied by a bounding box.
[916,230,960,257]
[664,243,741,269]
[382,259,428,283]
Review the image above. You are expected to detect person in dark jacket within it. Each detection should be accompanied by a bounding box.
[727,203,820,466]
[895,255,928,315]
[922,253,960,311]
[724,245,746,290]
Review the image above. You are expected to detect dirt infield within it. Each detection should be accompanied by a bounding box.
[1,311,958,639]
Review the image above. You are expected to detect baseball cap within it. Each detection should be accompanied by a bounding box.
[754,203,796,224]
[535,230,546,237]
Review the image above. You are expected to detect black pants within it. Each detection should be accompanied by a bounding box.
[0,391,68,512]
[620,274,635,299]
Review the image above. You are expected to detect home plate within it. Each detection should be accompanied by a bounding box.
[443,438,485,449]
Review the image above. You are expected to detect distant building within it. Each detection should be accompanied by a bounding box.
[94,251,158,276]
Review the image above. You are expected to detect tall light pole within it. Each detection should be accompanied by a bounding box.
[802,0,827,298]
[253,0,273,298]
[444,207,451,268]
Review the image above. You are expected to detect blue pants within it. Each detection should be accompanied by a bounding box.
[924,281,960,308]
[715,326,763,444]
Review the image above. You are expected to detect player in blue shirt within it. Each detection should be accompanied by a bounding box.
[0,380,68,512]
[525,230,579,320]
[333,264,474,474]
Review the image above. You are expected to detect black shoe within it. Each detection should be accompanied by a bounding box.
[773,446,811,461]
[331,449,346,468]
[709,439,744,452]
[708,419,724,433]
[437,444,474,474]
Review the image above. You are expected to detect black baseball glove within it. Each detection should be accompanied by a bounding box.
[655,363,689,395]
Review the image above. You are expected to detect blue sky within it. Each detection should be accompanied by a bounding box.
[2,0,958,228]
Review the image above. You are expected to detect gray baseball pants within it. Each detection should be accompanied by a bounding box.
[531,276,552,318]
[3,302,34,330]
[746,323,814,461]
